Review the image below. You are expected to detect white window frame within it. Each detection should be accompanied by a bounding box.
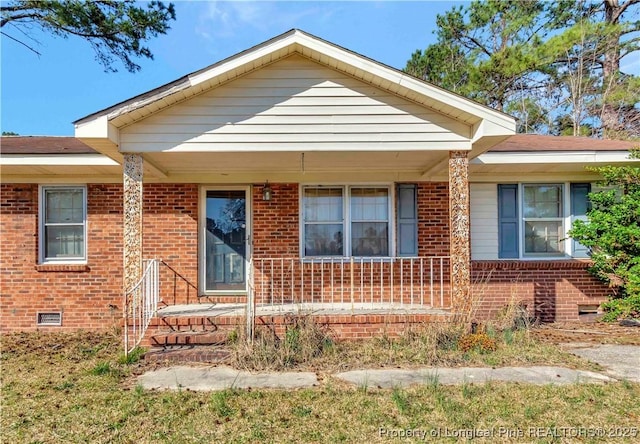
[517,182,588,259]
[521,183,566,258]
[39,185,87,264]
[299,184,394,258]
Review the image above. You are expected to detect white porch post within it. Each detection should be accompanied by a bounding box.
[449,151,471,320]
[123,153,143,291]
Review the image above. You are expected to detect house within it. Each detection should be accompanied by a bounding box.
[1,30,637,349]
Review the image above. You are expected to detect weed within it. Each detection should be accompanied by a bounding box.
[54,381,75,391]
[503,328,514,345]
[91,361,112,376]
[231,315,334,370]
[292,405,312,417]
[227,329,239,344]
[118,346,145,365]
[210,390,235,418]
[391,387,410,414]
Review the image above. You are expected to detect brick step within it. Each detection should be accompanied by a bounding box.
[144,345,232,364]
[150,330,231,347]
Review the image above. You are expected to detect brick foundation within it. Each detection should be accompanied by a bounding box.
[471,260,610,322]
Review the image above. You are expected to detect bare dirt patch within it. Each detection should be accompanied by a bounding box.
[531,322,640,346]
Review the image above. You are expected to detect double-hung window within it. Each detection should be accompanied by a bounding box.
[40,186,87,262]
[302,186,390,257]
[523,184,564,256]
[498,182,590,259]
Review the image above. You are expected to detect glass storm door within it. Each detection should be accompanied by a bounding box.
[205,190,248,292]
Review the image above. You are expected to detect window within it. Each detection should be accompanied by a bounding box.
[302,186,391,257]
[40,186,86,262]
[498,183,591,259]
[523,184,563,255]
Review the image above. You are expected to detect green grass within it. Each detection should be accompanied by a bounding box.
[2,330,639,443]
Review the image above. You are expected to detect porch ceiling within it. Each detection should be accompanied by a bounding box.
[142,149,451,182]
[0,153,122,182]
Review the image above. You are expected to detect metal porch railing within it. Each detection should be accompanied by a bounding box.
[123,259,160,355]
[249,256,450,311]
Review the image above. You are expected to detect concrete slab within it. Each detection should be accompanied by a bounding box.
[334,366,614,388]
[567,345,640,382]
[156,302,449,319]
[137,365,318,391]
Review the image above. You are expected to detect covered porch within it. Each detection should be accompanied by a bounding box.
[73,30,515,352]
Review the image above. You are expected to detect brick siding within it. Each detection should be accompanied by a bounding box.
[1,184,123,331]
[0,182,611,333]
[471,260,610,322]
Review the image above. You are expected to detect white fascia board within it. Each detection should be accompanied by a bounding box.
[0,154,120,166]
[188,35,298,86]
[471,119,517,144]
[75,115,119,142]
[473,151,635,165]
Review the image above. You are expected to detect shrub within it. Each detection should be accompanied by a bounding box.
[569,149,640,321]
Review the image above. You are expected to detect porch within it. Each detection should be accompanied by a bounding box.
[126,256,453,351]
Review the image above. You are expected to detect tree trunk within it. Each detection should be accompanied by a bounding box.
[601,0,624,138]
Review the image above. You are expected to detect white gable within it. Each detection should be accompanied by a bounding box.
[120,55,471,153]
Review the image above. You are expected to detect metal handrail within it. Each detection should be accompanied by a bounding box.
[123,259,160,355]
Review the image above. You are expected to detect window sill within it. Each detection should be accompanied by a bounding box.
[35,264,90,272]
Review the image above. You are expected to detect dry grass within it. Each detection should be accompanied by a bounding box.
[229,316,600,373]
[2,330,640,443]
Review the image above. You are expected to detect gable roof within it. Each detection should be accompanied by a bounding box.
[489,134,638,152]
[1,136,97,154]
[74,29,515,138]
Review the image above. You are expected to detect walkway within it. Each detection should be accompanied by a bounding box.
[137,344,639,391]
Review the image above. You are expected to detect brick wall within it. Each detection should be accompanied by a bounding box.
[1,182,611,333]
[1,184,123,331]
[471,261,610,322]
[143,184,199,306]
[417,182,450,256]
[252,183,300,257]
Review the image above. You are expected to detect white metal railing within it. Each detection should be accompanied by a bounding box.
[249,256,450,312]
[124,259,160,355]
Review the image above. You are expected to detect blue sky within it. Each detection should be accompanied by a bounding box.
[1,1,467,136]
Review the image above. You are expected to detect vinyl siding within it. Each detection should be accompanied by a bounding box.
[120,55,470,152]
[470,183,498,260]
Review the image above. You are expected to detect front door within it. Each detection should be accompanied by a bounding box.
[203,188,249,292]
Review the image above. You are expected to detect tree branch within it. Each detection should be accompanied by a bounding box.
[610,0,640,23]
[0,30,40,55]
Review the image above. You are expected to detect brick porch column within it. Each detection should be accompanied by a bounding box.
[123,153,143,291]
[449,151,471,319]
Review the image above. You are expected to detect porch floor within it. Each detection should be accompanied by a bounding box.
[156,302,451,318]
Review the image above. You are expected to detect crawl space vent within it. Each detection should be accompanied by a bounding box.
[37,312,62,326]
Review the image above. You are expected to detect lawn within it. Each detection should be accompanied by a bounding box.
[2,330,639,443]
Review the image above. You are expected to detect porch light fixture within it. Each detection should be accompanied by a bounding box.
[262,181,273,201]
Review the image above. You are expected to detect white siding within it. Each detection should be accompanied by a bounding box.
[470,183,498,260]
[120,55,470,152]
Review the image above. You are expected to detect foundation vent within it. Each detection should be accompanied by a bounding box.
[37,312,62,326]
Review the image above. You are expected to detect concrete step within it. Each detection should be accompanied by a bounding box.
[144,345,232,364]
[149,330,231,347]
